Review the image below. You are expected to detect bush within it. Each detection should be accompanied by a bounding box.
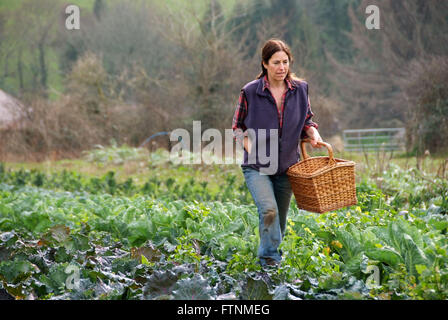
[405,56,448,154]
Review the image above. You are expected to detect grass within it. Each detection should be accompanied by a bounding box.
[4,148,445,175]
[3,135,446,200]
[3,145,447,197]
[2,150,244,198]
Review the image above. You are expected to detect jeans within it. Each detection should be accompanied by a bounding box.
[242,166,293,266]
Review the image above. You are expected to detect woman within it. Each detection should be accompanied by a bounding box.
[232,39,323,267]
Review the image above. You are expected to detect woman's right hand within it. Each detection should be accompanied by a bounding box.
[305,126,323,148]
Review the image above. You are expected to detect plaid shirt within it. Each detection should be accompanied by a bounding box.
[232,75,318,144]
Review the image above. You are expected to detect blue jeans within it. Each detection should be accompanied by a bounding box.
[242,166,293,266]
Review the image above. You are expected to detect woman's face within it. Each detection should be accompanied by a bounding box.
[263,50,289,82]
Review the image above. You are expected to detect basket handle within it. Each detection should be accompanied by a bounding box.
[300,139,337,166]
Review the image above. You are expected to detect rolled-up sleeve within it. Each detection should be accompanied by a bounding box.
[232,90,248,146]
[301,96,319,139]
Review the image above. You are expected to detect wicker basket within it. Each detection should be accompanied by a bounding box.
[287,139,357,213]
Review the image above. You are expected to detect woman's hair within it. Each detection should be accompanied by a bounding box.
[256,38,304,83]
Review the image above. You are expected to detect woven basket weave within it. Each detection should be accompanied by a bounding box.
[287,139,357,213]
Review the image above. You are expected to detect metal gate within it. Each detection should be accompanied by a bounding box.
[342,128,406,152]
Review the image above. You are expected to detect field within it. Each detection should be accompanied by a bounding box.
[0,145,447,300]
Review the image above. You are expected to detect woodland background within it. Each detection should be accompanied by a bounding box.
[0,0,447,161]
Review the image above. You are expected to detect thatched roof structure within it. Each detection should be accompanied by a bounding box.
[0,89,28,129]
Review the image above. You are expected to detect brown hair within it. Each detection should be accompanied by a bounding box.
[256,38,304,83]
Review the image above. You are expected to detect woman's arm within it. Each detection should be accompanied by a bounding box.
[305,126,323,148]
[302,96,323,148]
[232,90,251,152]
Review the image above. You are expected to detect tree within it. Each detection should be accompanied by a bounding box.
[404,56,448,154]
[226,0,289,60]
[327,0,448,131]
[312,0,355,63]
[0,11,15,91]
[157,0,254,131]
[6,0,60,96]
[93,0,106,21]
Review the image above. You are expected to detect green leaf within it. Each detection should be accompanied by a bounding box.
[0,258,38,284]
[334,229,362,262]
[0,231,17,244]
[143,270,179,298]
[111,257,139,275]
[415,264,427,275]
[49,225,71,243]
[315,230,334,242]
[428,218,448,231]
[365,246,403,267]
[130,241,161,263]
[38,264,71,295]
[344,253,369,277]
[273,284,302,300]
[318,272,346,291]
[172,274,214,300]
[141,255,150,266]
[240,274,273,300]
[401,234,428,277]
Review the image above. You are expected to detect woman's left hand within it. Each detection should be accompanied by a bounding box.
[305,127,323,148]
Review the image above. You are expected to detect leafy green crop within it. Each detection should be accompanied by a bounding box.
[0,163,251,203]
[0,161,447,300]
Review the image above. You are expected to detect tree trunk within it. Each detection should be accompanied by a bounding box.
[17,48,24,90]
[38,41,47,94]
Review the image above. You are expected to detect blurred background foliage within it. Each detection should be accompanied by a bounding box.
[0,0,447,160]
